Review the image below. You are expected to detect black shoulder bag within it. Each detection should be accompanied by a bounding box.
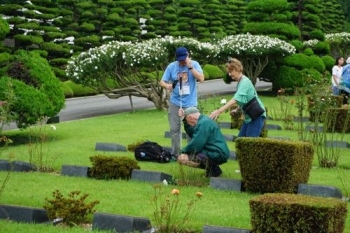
[242,92,265,120]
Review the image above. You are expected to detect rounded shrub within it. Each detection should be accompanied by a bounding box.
[303,48,314,56]
[61,81,74,98]
[1,50,65,128]
[283,53,325,73]
[89,155,140,180]
[312,41,331,55]
[64,80,98,97]
[272,65,301,91]
[0,77,52,128]
[203,64,225,80]
[321,55,335,72]
[309,29,325,41]
[290,40,303,51]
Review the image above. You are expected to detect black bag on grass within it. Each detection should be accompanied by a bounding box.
[134,141,173,163]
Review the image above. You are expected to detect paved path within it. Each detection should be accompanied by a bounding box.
[2,79,272,130]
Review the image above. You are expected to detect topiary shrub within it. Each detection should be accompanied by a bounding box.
[312,41,331,56]
[250,193,347,233]
[43,190,99,227]
[309,29,325,41]
[89,155,140,180]
[0,77,52,128]
[61,81,74,98]
[321,55,335,72]
[64,80,98,97]
[203,64,224,80]
[303,48,314,56]
[283,53,325,73]
[1,50,65,128]
[236,137,314,193]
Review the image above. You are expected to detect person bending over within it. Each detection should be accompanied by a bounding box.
[210,58,266,137]
[177,107,230,177]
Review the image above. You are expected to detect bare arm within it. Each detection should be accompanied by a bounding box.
[159,79,172,91]
[186,57,204,83]
[333,75,339,86]
[209,98,237,119]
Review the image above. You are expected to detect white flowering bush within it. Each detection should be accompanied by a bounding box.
[214,34,296,83]
[66,34,297,108]
[325,32,350,42]
[66,41,132,87]
[215,33,296,59]
[303,39,319,47]
[124,39,168,68]
[325,32,350,57]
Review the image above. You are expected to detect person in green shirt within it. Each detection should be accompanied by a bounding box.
[210,58,266,137]
[177,107,230,177]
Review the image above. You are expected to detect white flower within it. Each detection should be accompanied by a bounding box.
[50,125,56,130]
[162,179,168,186]
[220,99,227,104]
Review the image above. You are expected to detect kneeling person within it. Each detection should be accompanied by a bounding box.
[178,107,230,177]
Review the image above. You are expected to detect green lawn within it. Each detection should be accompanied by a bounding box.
[1,93,350,232]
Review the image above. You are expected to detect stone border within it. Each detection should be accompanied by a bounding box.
[61,165,90,177]
[95,142,127,152]
[92,212,151,232]
[0,160,36,172]
[0,204,49,223]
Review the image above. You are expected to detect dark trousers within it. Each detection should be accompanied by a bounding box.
[191,153,222,177]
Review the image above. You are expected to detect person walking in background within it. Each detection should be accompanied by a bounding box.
[159,47,204,156]
[209,58,266,137]
[331,56,344,96]
[177,107,230,177]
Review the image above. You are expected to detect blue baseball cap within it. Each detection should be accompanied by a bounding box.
[175,47,188,61]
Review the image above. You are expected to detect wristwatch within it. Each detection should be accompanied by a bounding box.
[189,66,193,70]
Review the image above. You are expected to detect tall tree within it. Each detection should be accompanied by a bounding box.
[201,0,225,40]
[320,0,346,33]
[338,0,350,22]
[217,0,247,36]
[244,0,300,42]
[174,0,210,41]
[289,0,323,41]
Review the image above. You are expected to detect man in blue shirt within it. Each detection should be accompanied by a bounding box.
[159,47,204,156]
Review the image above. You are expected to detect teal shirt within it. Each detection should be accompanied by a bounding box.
[234,76,266,122]
[181,114,230,163]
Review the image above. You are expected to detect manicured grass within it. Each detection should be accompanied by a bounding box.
[1,93,350,232]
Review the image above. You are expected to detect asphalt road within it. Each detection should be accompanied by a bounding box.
[2,79,272,130]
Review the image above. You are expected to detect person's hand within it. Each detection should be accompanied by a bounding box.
[178,108,184,118]
[165,83,173,91]
[230,108,240,117]
[209,110,221,120]
[185,57,192,68]
[178,153,189,162]
[178,154,199,167]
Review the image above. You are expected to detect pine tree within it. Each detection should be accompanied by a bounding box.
[320,0,346,33]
